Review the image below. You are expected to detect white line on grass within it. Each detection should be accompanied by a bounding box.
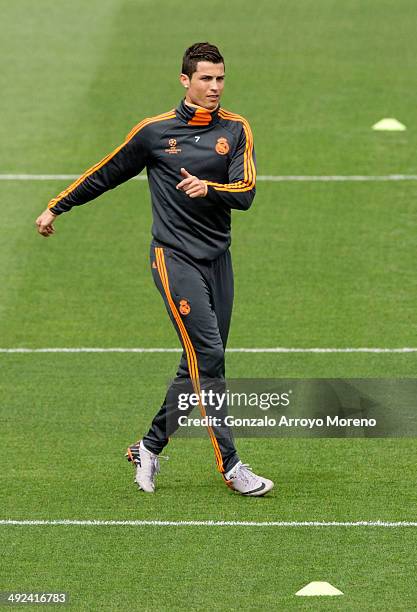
[1,347,417,353]
[1,519,417,527]
[2,174,417,182]
[258,175,417,182]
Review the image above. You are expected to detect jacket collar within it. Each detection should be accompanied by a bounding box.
[176,98,220,127]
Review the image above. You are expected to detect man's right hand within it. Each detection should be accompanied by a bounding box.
[35,208,57,237]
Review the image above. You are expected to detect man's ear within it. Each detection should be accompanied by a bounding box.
[179,73,191,89]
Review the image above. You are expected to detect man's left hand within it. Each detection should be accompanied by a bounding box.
[176,167,208,198]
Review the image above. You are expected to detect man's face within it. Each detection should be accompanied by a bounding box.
[180,61,225,110]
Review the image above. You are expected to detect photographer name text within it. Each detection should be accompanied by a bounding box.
[177,415,377,428]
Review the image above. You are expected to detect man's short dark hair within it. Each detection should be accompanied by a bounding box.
[182,42,225,78]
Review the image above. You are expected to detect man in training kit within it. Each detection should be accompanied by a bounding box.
[35,42,274,497]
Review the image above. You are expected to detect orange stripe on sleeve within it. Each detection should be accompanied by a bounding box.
[48,110,175,210]
[221,110,255,187]
[204,109,256,193]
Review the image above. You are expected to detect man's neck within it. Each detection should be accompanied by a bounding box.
[184,98,219,113]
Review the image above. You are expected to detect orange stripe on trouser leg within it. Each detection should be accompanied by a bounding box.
[156,249,203,394]
[155,248,224,472]
[155,249,197,381]
[155,250,224,471]
[155,249,224,471]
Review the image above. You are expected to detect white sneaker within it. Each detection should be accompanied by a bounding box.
[224,461,274,496]
[126,440,167,493]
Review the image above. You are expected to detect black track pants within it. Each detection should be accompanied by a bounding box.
[142,242,239,474]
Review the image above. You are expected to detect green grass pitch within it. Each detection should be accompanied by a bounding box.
[1,0,417,609]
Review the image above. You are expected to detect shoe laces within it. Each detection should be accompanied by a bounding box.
[233,463,258,487]
[148,452,169,476]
